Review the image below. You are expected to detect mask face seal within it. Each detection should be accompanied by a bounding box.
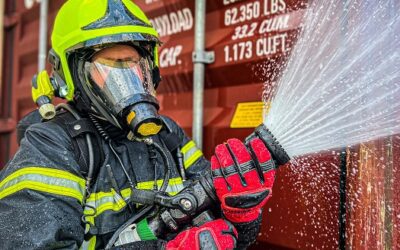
[83,49,163,137]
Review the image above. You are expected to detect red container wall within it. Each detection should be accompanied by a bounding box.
[0,0,65,168]
[1,0,398,249]
[346,139,400,249]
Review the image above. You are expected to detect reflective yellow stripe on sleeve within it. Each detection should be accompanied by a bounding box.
[136,177,184,195]
[181,140,203,169]
[0,167,86,202]
[83,177,185,222]
[85,188,130,218]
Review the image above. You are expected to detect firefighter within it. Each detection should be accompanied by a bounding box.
[0,0,276,249]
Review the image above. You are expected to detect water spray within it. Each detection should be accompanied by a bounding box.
[258,0,400,247]
[263,0,400,157]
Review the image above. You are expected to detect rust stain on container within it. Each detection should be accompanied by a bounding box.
[346,140,399,249]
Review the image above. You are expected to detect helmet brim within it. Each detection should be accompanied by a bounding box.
[67,33,161,52]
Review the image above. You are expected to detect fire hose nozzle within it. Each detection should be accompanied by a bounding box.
[245,124,291,166]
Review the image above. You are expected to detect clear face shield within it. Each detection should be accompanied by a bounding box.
[86,57,156,112]
[84,52,162,137]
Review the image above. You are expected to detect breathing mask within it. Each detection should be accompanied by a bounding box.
[82,46,163,138]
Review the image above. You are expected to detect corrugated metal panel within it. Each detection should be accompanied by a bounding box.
[346,139,400,249]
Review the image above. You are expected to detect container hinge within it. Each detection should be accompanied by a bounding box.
[192,51,215,64]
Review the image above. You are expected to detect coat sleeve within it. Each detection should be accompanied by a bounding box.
[0,122,86,249]
[160,116,210,179]
[162,116,262,248]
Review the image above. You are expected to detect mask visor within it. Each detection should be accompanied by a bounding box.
[85,57,155,115]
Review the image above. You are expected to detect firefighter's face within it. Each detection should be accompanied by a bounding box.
[83,44,162,136]
[90,45,141,88]
[84,44,156,109]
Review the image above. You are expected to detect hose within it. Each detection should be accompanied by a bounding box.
[89,114,111,142]
[89,114,137,190]
[89,113,137,213]
[150,140,171,192]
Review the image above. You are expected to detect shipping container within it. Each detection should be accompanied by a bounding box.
[0,0,398,249]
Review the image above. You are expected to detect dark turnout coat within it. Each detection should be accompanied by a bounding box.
[0,111,260,249]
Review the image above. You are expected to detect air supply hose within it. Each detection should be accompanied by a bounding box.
[141,138,171,193]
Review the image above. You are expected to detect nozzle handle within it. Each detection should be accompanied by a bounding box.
[245,124,290,166]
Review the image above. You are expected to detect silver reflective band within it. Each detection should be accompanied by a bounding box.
[83,177,185,220]
[0,167,85,202]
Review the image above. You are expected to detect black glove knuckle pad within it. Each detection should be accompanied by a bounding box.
[225,190,270,208]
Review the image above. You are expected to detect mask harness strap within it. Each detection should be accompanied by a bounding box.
[55,104,97,237]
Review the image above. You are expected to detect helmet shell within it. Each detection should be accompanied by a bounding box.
[51,0,160,101]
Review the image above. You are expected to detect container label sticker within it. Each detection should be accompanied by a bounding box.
[230,102,268,128]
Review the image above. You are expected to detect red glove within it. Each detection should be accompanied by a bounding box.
[211,138,276,223]
[166,219,237,250]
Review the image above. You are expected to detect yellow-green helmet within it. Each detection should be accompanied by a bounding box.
[49,0,160,101]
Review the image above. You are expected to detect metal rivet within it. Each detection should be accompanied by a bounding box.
[180,199,192,210]
[74,124,81,131]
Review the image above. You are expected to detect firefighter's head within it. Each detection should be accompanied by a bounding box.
[49,0,163,137]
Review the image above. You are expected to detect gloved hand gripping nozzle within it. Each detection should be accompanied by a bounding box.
[108,124,290,248]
